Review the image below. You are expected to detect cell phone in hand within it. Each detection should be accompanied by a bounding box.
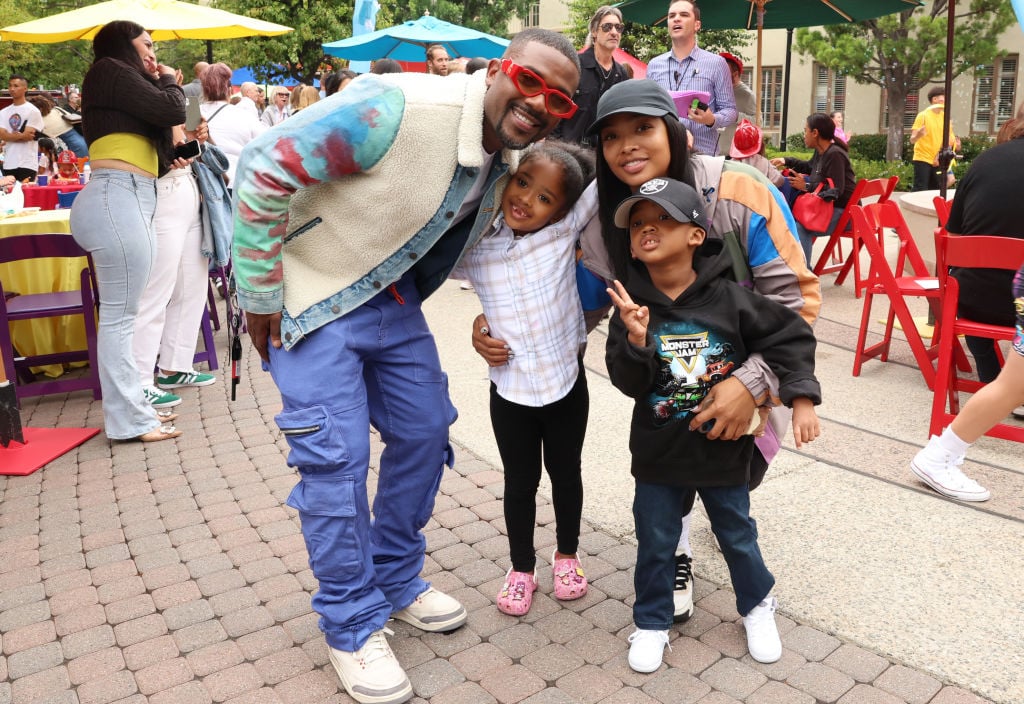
[691,98,708,112]
[174,139,202,160]
[185,97,202,131]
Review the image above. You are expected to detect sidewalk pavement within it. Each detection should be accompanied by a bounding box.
[3,239,1019,704]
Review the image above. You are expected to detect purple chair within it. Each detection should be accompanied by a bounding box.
[192,301,219,371]
[0,233,102,403]
[191,261,234,372]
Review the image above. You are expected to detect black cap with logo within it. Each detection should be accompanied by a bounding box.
[613,177,708,231]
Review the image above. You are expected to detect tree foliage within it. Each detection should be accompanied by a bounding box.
[564,0,750,64]
[383,0,532,38]
[795,0,1015,161]
[214,0,351,85]
[1,0,92,90]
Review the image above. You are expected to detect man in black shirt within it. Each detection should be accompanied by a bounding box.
[551,5,629,146]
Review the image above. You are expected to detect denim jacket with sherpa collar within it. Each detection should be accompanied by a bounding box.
[230,71,518,350]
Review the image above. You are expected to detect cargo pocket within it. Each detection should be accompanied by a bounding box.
[275,406,350,470]
[410,374,457,530]
[287,476,363,578]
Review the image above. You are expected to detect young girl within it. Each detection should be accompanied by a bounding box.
[454,140,596,616]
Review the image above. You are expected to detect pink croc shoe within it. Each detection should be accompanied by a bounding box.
[552,551,588,601]
[496,569,537,616]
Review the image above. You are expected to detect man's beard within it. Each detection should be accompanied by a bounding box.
[494,101,549,150]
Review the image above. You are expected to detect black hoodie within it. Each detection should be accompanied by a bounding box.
[606,252,821,488]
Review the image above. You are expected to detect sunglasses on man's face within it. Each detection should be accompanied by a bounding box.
[500,59,578,119]
[600,22,625,33]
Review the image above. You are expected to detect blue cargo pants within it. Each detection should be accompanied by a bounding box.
[267,273,457,652]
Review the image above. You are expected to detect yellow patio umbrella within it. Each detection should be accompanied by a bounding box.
[0,0,292,43]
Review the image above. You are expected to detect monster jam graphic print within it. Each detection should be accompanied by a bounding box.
[650,324,737,427]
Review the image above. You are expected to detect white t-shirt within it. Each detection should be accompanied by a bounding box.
[200,101,267,185]
[1,102,45,171]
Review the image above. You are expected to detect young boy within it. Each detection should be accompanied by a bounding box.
[604,177,822,672]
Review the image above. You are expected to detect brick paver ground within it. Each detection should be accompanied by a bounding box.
[3,358,995,704]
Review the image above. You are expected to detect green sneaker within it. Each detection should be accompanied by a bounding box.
[156,370,216,389]
[143,385,181,409]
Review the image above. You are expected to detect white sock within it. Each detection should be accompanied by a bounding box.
[937,427,970,457]
[676,513,692,557]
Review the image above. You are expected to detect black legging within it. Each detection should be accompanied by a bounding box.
[490,369,588,573]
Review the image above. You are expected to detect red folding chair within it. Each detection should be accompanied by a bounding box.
[813,176,900,298]
[929,232,1024,442]
[932,196,952,228]
[851,203,943,388]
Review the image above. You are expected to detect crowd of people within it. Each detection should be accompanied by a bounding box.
[2,2,1023,703]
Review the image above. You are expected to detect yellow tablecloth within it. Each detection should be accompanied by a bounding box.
[0,210,88,378]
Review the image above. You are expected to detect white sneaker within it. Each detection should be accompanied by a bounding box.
[328,628,412,704]
[911,436,991,502]
[743,596,782,664]
[626,629,671,673]
[392,587,467,632]
[672,552,694,623]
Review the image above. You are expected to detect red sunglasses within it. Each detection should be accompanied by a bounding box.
[500,59,578,119]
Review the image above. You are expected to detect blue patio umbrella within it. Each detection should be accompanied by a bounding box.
[231,66,318,88]
[322,13,509,62]
[232,66,293,86]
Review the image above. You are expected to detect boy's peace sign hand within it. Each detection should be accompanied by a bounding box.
[607,280,649,347]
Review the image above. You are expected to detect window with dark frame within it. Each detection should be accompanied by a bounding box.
[813,63,846,115]
[525,3,540,27]
[881,81,920,131]
[972,54,1018,134]
[739,66,782,134]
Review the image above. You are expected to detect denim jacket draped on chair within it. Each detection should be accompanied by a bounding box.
[193,144,232,267]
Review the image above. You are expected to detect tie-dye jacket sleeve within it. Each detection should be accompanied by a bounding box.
[231,77,405,313]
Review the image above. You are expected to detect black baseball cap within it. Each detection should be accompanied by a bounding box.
[587,79,678,136]
[613,177,708,231]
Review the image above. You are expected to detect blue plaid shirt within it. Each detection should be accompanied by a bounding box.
[646,45,737,156]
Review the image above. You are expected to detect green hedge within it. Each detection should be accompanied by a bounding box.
[847,134,914,163]
[849,158,914,191]
[783,133,806,151]
[959,134,994,162]
[763,150,915,191]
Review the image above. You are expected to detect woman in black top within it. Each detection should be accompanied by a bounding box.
[70,20,186,442]
[773,113,856,264]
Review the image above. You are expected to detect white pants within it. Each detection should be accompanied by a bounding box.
[133,167,207,384]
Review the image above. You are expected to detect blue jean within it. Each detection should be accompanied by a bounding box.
[69,169,159,440]
[796,206,844,265]
[59,129,89,159]
[267,272,457,652]
[633,481,774,630]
